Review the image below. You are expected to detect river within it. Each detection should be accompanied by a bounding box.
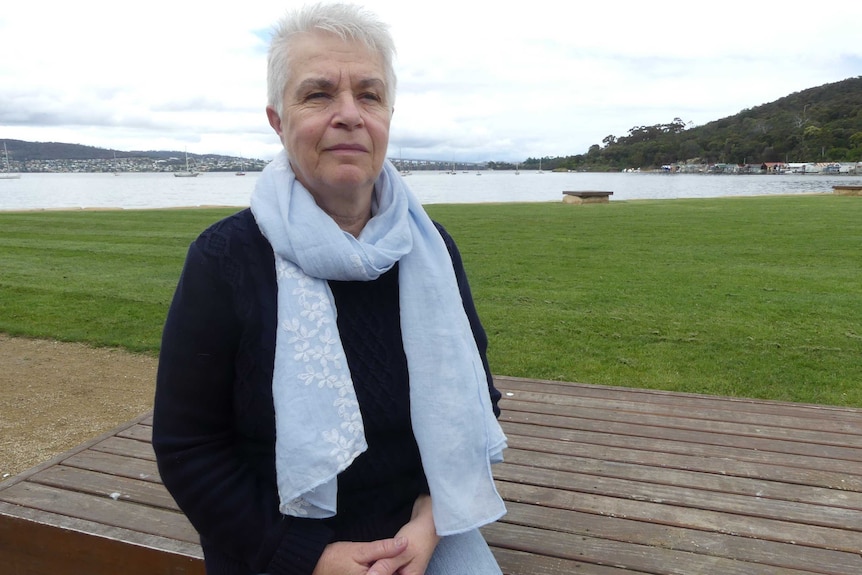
[1,170,859,211]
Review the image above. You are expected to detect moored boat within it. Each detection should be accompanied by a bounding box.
[1,142,21,179]
[174,149,200,177]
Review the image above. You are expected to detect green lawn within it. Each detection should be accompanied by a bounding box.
[2,195,860,407]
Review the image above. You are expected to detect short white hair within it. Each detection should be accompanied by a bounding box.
[267,3,397,117]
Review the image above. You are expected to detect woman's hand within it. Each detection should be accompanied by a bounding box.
[312,495,439,575]
[312,537,408,575]
[369,495,440,575]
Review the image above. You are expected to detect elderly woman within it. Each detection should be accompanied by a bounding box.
[153,4,506,575]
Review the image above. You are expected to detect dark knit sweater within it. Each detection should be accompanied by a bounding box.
[152,208,500,575]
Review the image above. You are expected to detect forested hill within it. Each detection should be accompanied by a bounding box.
[529,76,862,172]
[1,140,239,163]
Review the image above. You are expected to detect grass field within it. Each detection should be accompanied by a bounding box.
[1,195,860,407]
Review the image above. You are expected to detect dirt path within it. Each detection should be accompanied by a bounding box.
[0,334,158,479]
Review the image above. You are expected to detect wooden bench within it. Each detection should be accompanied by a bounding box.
[2,376,862,574]
[562,190,613,204]
[833,185,862,196]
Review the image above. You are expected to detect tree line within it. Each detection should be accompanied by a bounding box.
[522,76,862,172]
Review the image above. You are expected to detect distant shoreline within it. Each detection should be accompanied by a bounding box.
[1,192,843,215]
[0,204,245,214]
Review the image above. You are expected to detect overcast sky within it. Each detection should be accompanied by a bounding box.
[2,1,861,163]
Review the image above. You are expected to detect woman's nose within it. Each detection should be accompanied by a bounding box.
[332,93,364,128]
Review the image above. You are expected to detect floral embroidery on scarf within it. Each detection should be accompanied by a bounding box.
[280,496,312,517]
[277,257,365,476]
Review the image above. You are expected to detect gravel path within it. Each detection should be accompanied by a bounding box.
[0,334,157,479]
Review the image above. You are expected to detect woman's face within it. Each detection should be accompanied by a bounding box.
[267,32,392,207]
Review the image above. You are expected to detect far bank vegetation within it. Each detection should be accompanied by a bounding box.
[515,76,862,173]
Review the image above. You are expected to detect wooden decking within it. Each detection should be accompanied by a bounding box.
[2,376,861,574]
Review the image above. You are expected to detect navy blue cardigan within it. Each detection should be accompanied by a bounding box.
[152,208,500,575]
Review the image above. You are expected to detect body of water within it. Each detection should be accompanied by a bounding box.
[1,170,859,212]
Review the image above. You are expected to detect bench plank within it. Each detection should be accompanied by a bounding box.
[30,465,180,511]
[501,383,862,434]
[0,482,199,543]
[495,465,862,542]
[484,520,808,575]
[93,434,158,460]
[505,430,859,491]
[488,546,643,575]
[496,501,862,575]
[62,449,161,483]
[504,414,862,480]
[0,512,203,575]
[117,422,155,442]
[497,376,862,424]
[502,402,862,463]
[502,446,862,510]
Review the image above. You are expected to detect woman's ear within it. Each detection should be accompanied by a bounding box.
[266,106,284,138]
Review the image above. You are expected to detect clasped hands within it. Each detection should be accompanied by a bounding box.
[311,495,439,575]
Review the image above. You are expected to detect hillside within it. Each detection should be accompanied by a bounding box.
[1,140,247,163]
[0,141,267,173]
[527,76,862,172]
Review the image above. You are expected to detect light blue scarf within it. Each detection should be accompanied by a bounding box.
[250,151,506,536]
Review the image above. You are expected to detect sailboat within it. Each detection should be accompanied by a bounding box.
[1,142,21,180]
[398,149,411,176]
[235,159,246,176]
[174,149,200,177]
[537,158,544,174]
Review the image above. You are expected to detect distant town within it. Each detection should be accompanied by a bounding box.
[1,140,490,174]
[0,140,272,174]
[5,155,269,175]
[4,155,494,174]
